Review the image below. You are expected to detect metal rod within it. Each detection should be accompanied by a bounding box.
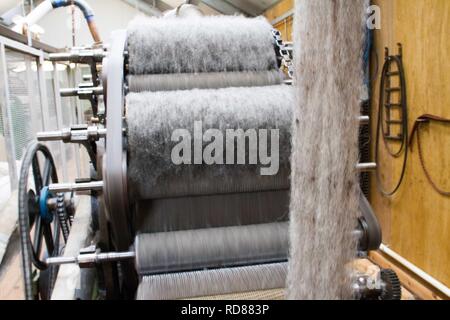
[49,49,106,63]
[46,251,135,266]
[60,86,103,97]
[46,256,77,265]
[37,127,107,142]
[357,162,377,172]
[359,115,370,125]
[48,181,104,193]
[48,52,72,61]
[37,129,70,141]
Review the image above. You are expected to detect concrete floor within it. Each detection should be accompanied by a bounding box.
[0,162,13,211]
[0,230,24,300]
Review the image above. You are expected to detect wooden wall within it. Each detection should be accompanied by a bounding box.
[370,0,450,289]
[264,0,450,293]
[264,0,294,41]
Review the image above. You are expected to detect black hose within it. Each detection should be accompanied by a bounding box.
[375,52,409,197]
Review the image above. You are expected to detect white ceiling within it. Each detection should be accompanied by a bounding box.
[0,0,281,19]
[225,0,280,15]
[146,0,281,16]
[0,0,22,14]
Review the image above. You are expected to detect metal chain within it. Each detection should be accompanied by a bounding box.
[56,193,70,242]
[272,29,294,79]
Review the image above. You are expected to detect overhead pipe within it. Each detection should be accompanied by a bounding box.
[14,0,101,43]
[163,3,204,18]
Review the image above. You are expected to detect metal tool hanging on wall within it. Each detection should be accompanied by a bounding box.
[375,43,409,196]
[410,114,450,197]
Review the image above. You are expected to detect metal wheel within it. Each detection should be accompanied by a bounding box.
[18,141,63,300]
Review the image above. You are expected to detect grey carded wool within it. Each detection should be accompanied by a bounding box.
[287,0,367,300]
[127,15,278,75]
[126,85,293,199]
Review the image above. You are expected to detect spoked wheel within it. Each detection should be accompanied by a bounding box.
[18,141,69,300]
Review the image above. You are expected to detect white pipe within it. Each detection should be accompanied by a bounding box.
[21,0,53,28]
[379,244,450,298]
[163,4,204,18]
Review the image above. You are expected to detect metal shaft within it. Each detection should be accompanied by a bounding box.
[49,181,104,193]
[46,251,135,266]
[357,162,377,172]
[60,86,104,97]
[359,115,370,125]
[37,127,107,142]
[49,48,105,63]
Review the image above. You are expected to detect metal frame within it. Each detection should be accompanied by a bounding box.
[103,29,132,250]
[52,61,68,181]
[0,43,18,189]
[0,25,58,54]
[0,29,82,191]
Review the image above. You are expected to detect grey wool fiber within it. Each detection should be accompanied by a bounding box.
[126,85,293,199]
[127,15,278,75]
[127,71,284,93]
[135,222,288,275]
[287,0,366,299]
[137,263,287,300]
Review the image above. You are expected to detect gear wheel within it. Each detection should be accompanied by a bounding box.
[380,269,402,300]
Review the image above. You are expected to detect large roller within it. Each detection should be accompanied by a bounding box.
[123,15,293,299]
[135,222,288,275]
[137,263,287,300]
[127,16,279,75]
[127,85,293,199]
[136,190,289,233]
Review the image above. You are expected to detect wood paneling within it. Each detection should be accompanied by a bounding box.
[264,0,294,41]
[370,0,450,287]
[264,0,293,22]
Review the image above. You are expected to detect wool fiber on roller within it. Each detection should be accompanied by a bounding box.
[137,263,287,300]
[127,15,278,75]
[136,190,289,233]
[127,70,284,93]
[287,0,366,300]
[126,85,293,199]
[135,222,288,275]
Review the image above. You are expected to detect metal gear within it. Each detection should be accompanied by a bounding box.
[380,269,402,300]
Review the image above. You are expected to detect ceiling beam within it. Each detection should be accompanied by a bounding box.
[122,0,162,16]
[157,0,183,10]
[224,0,262,16]
[201,0,247,16]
